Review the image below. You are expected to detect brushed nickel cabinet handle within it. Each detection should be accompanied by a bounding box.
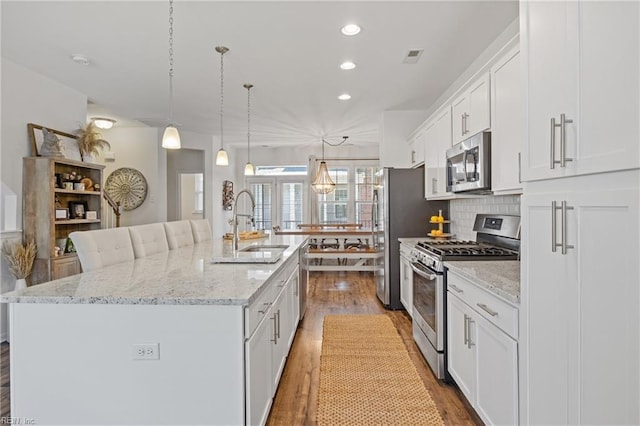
[275,309,281,339]
[518,152,522,183]
[461,114,465,136]
[467,317,474,348]
[550,117,557,169]
[449,284,464,293]
[552,201,558,252]
[270,315,277,343]
[561,201,575,255]
[432,177,437,194]
[477,303,498,316]
[463,314,469,345]
[559,113,574,167]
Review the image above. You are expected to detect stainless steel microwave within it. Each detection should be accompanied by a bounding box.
[446,132,491,193]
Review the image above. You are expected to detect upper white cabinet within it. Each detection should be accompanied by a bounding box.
[521,1,640,181]
[452,73,491,144]
[408,130,425,168]
[490,45,522,194]
[424,106,452,199]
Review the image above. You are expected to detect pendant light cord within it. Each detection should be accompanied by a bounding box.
[247,85,251,163]
[168,0,174,123]
[320,136,348,160]
[220,49,225,150]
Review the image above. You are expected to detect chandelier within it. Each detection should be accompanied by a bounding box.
[312,136,348,194]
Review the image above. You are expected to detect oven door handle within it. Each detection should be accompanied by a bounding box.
[410,262,437,280]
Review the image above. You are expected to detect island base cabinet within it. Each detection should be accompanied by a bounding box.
[9,303,245,425]
[521,172,640,425]
[246,313,274,426]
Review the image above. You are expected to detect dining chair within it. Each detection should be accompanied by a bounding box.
[128,223,170,258]
[69,227,135,272]
[163,220,195,249]
[189,219,212,243]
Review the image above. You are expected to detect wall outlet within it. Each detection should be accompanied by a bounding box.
[132,343,160,360]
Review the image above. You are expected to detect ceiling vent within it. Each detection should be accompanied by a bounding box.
[403,49,423,64]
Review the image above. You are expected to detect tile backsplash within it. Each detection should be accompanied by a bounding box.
[449,195,521,241]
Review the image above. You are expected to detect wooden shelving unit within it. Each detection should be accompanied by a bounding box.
[23,157,105,284]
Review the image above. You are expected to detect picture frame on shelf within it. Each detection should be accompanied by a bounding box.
[55,208,69,220]
[68,201,88,219]
[28,123,82,161]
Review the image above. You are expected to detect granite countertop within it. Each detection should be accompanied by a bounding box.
[444,260,520,305]
[0,234,307,306]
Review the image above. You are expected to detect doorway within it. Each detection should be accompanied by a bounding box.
[167,148,205,222]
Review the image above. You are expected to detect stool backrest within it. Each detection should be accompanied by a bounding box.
[164,220,195,249]
[189,219,212,243]
[128,223,169,258]
[69,228,135,272]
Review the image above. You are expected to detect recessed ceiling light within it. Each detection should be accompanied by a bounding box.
[341,24,361,36]
[340,61,357,70]
[338,93,351,101]
[71,54,90,66]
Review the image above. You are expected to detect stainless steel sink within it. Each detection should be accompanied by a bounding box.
[240,244,289,252]
[211,245,288,264]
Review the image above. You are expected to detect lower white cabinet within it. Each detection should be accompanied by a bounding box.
[447,271,519,425]
[520,171,639,425]
[246,311,274,426]
[399,244,413,317]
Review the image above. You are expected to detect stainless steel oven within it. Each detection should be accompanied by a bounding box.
[411,259,445,379]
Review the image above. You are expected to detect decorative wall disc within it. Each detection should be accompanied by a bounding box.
[104,167,148,211]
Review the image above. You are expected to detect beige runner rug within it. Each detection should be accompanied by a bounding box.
[317,314,444,425]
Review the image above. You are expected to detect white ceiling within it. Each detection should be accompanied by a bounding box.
[1,1,518,148]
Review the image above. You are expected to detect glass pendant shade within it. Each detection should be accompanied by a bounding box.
[312,161,335,194]
[244,162,255,176]
[162,125,181,149]
[216,148,229,166]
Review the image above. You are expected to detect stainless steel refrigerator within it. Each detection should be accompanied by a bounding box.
[373,167,449,309]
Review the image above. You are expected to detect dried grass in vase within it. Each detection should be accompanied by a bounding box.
[2,240,37,280]
[76,121,111,158]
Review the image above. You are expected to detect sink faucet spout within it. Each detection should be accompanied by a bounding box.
[233,189,257,250]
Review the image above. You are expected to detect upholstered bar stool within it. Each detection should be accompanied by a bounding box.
[189,219,212,243]
[128,223,170,258]
[164,220,195,249]
[69,227,135,272]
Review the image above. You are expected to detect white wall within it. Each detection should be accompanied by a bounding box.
[93,126,160,227]
[1,58,87,231]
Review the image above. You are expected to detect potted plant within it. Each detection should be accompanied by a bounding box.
[76,121,111,162]
[2,240,36,291]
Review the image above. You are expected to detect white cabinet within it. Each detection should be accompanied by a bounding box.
[399,243,413,317]
[424,106,452,199]
[408,131,425,168]
[452,73,491,144]
[520,172,639,425]
[245,258,300,426]
[490,45,522,194]
[246,311,274,426]
[447,270,519,425]
[520,1,640,181]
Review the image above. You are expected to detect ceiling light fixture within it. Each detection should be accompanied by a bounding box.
[341,24,361,36]
[338,93,351,101]
[340,61,356,70]
[91,117,116,129]
[215,46,230,166]
[71,54,90,66]
[244,83,255,176]
[162,0,181,149]
[312,136,349,194]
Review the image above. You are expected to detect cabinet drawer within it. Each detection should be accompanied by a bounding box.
[399,243,413,257]
[245,256,297,338]
[447,271,518,339]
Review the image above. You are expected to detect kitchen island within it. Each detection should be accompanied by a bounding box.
[1,234,307,425]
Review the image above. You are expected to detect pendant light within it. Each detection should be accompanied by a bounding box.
[312,136,348,194]
[215,46,229,166]
[162,0,181,149]
[244,83,255,176]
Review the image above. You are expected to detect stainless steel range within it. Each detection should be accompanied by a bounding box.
[410,214,520,379]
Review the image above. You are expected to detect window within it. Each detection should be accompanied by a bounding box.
[315,164,378,228]
[247,166,307,230]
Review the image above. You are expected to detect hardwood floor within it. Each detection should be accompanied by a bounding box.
[0,272,479,425]
[267,271,481,425]
[1,341,9,419]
